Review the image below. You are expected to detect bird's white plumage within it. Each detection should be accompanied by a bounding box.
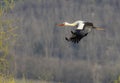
[74,21,85,30]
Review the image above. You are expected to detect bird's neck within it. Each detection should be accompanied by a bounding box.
[65,22,77,27]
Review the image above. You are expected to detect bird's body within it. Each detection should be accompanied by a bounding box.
[57,20,104,43]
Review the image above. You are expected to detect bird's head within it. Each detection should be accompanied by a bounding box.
[57,22,70,26]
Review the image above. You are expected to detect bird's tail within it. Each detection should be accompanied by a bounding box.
[93,27,104,30]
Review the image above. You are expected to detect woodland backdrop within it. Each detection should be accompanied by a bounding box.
[3,0,120,83]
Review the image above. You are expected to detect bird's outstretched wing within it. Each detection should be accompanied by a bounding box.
[65,34,86,43]
[65,30,89,43]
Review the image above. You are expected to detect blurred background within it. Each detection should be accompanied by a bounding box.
[7,0,120,83]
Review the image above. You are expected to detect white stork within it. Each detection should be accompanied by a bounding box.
[57,20,104,43]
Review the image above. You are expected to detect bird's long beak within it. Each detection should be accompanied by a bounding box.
[57,24,65,26]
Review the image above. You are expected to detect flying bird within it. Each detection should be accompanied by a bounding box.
[57,20,104,43]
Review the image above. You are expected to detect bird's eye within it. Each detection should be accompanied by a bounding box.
[76,24,79,27]
[64,22,66,24]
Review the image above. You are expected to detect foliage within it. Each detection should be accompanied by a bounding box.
[114,75,120,83]
[0,0,17,83]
